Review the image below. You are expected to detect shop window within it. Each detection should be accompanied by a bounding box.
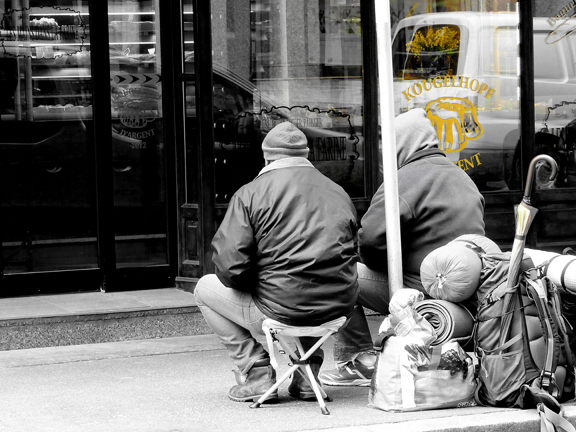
[207,0,365,203]
[530,4,576,190]
[390,7,521,192]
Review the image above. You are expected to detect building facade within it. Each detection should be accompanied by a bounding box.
[1,0,575,297]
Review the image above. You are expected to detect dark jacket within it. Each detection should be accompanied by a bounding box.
[360,109,485,290]
[211,158,359,326]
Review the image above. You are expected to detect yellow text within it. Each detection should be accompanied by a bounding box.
[453,153,482,170]
[402,76,496,102]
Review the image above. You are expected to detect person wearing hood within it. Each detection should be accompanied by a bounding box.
[319,108,486,386]
[194,121,359,403]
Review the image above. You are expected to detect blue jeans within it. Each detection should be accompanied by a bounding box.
[332,263,390,363]
[194,274,320,375]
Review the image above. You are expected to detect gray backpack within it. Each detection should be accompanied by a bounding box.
[468,245,576,431]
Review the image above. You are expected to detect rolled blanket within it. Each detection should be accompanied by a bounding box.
[420,242,482,302]
[525,248,576,295]
[414,299,475,346]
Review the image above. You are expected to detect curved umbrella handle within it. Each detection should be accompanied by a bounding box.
[523,154,558,204]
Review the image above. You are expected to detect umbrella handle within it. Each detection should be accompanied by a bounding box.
[523,154,558,203]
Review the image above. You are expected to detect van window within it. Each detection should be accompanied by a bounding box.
[393,25,461,80]
[495,27,518,75]
[534,32,565,80]
[480,27,519,76]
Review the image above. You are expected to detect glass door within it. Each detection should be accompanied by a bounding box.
[108,0,168,268]
[0,0,172,295]
[0,0,98,275]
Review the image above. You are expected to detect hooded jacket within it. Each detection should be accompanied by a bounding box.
[211,157,359,326]
[359,108,486,290]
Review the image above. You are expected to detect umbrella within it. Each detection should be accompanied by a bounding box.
[500,154,558,346]
[507,154,558,289]
[374,1,403,297]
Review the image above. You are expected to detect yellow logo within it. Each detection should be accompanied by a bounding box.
[425,97,483,153]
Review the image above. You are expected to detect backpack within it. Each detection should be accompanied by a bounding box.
[465,244,576,432]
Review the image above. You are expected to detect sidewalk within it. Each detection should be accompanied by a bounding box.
[2,332,575,432]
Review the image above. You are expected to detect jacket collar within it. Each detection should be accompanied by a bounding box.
[257,157,314,178]
[398,148,445,170]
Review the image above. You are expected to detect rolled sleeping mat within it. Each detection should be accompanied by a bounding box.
[413,299,475,346]
[449,234,502,255]
[420,242,483,303]
[524,248,576,295]
[524,248,561,266]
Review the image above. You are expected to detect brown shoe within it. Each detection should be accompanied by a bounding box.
[228,359,279,403]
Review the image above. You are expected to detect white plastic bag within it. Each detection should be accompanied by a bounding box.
[369,306,476,412]
[368,338,477,412]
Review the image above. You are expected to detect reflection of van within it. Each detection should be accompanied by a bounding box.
[392,12,576,190]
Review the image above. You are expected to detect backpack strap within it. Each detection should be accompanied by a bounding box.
[537,403,576,432]
[499,286,521,348]
[549,288,576,371]
[526,277,557,393]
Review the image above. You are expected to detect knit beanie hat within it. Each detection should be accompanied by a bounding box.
[262,121,309,161]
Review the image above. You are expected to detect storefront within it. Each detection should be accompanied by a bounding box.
[1,0,575,297]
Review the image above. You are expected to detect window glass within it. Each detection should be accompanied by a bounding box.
[531,2,576,189]
[0,0,98,274]
[208,0,365,203]
[109,0,168,267]
[391,3,520,192]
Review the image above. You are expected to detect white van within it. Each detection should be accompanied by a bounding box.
[391,11,576,190]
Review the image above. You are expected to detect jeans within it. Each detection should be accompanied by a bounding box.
[194,274,321,375]
[332,263,390,363]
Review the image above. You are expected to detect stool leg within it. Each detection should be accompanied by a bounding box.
[304,364,330,415]
[250,364,299,409]
[293,337,331,401]
[294,368,330,401]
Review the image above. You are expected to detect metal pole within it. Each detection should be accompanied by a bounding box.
[374,0,403,296]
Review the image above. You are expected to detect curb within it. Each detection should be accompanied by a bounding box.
[302,405,576,432]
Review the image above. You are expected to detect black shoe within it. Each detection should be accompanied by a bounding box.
[288,356,324,401]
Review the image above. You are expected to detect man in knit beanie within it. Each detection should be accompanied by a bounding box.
[194,121,359,403]
[320,108,486,386]
[261,121,309,161]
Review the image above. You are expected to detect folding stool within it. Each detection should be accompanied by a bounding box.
[250,316,347,415]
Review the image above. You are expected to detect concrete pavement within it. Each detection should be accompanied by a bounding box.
[2,332,575,432]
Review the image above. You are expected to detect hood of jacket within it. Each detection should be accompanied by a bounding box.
[395,108,440,168]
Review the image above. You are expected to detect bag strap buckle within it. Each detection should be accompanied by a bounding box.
[539,370,555,390]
